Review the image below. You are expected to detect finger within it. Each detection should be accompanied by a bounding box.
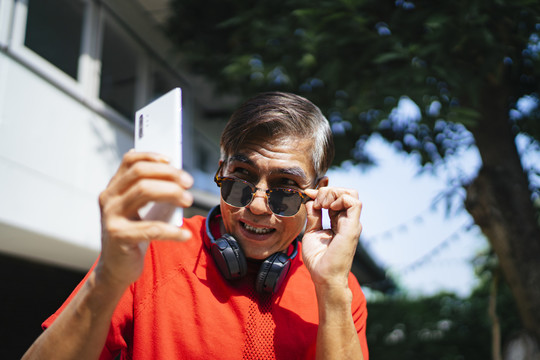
[123,150,171,167]
[106,217,192,243]
[117,178,194,217]
[309,187,359,210]
[304,188,319,199]
[328,193,362,212]
[328,211,363,251]
[328,195,362,230]
[108,151,180,191]
[304,200,323,234]
[111,161,193,198]
[111,151,170,181]
[317,190,362,244]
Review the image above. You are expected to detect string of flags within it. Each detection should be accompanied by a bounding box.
[395,221,476,275]
[363,205,436,246]
[360,199,481,276]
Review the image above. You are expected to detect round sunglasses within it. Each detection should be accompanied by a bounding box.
[214,171,310,217]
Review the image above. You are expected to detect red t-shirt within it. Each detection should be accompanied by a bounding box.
[43,215,369,359]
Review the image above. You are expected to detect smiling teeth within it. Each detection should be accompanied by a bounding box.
[243,223,273,234]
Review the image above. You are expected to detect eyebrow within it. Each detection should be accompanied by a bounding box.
[228,154,310,183]
[229,154,253,165]
[273,167,308,181]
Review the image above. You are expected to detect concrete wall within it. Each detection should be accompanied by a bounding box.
[0,0,222,271]
[0,50,132,269]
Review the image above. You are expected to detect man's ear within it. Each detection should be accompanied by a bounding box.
[316,176,329,189]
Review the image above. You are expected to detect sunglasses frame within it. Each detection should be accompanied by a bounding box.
[214,163,310,217]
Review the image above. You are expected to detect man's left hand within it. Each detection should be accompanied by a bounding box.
[302,187,363,289]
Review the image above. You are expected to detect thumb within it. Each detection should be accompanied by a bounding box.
[304,200,323,234]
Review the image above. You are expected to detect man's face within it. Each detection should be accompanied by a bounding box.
[219,136,319,260]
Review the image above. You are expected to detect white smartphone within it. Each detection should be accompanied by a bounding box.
[134,87,183,226]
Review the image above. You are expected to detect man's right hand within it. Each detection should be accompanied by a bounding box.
[96,150,194,290]
[22,150,194,360]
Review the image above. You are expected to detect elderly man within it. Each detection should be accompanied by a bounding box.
[23,92,368,359]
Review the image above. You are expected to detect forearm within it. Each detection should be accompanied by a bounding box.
[22,270,127,360]
[315,284,364,360]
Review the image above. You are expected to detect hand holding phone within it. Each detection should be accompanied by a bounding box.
[134,88,183,226]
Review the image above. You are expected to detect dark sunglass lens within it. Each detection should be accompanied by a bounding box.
[221,179,253,207]
[269,189,302,216]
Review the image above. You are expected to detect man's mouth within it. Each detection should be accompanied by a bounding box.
[241,222,275,235]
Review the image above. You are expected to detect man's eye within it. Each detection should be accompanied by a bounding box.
[280,178,298,187]
[231,167,252,179]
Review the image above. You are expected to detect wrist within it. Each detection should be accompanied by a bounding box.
[315,282,353,318]
[91,262,131,302]
[70,270,127,325]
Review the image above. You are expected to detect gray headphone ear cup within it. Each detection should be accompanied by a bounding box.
[256,252,291,293]
[210,234,247,280]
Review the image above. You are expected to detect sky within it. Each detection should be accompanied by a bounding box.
[328,135,486,298]
[324,96,493,299]
[328,95,540,298]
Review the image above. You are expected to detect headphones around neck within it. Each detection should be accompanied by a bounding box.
[205,205,298,294]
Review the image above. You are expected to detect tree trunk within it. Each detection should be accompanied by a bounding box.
[464,83,540,344]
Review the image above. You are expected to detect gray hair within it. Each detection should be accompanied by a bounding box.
[220,92,334,180]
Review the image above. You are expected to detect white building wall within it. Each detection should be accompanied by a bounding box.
[0,0,222,271]
[0,51,130,269]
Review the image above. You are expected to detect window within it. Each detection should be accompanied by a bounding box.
[151,65,179,102]
[99,14,138,119]
[10,0,192,129]
[5,0,218,195]
[24,0,85,79]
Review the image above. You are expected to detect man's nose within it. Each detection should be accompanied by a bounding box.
[248,188,272,215]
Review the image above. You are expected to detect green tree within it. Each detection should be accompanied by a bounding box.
[366,271,521,359]
[167,0,540,343]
